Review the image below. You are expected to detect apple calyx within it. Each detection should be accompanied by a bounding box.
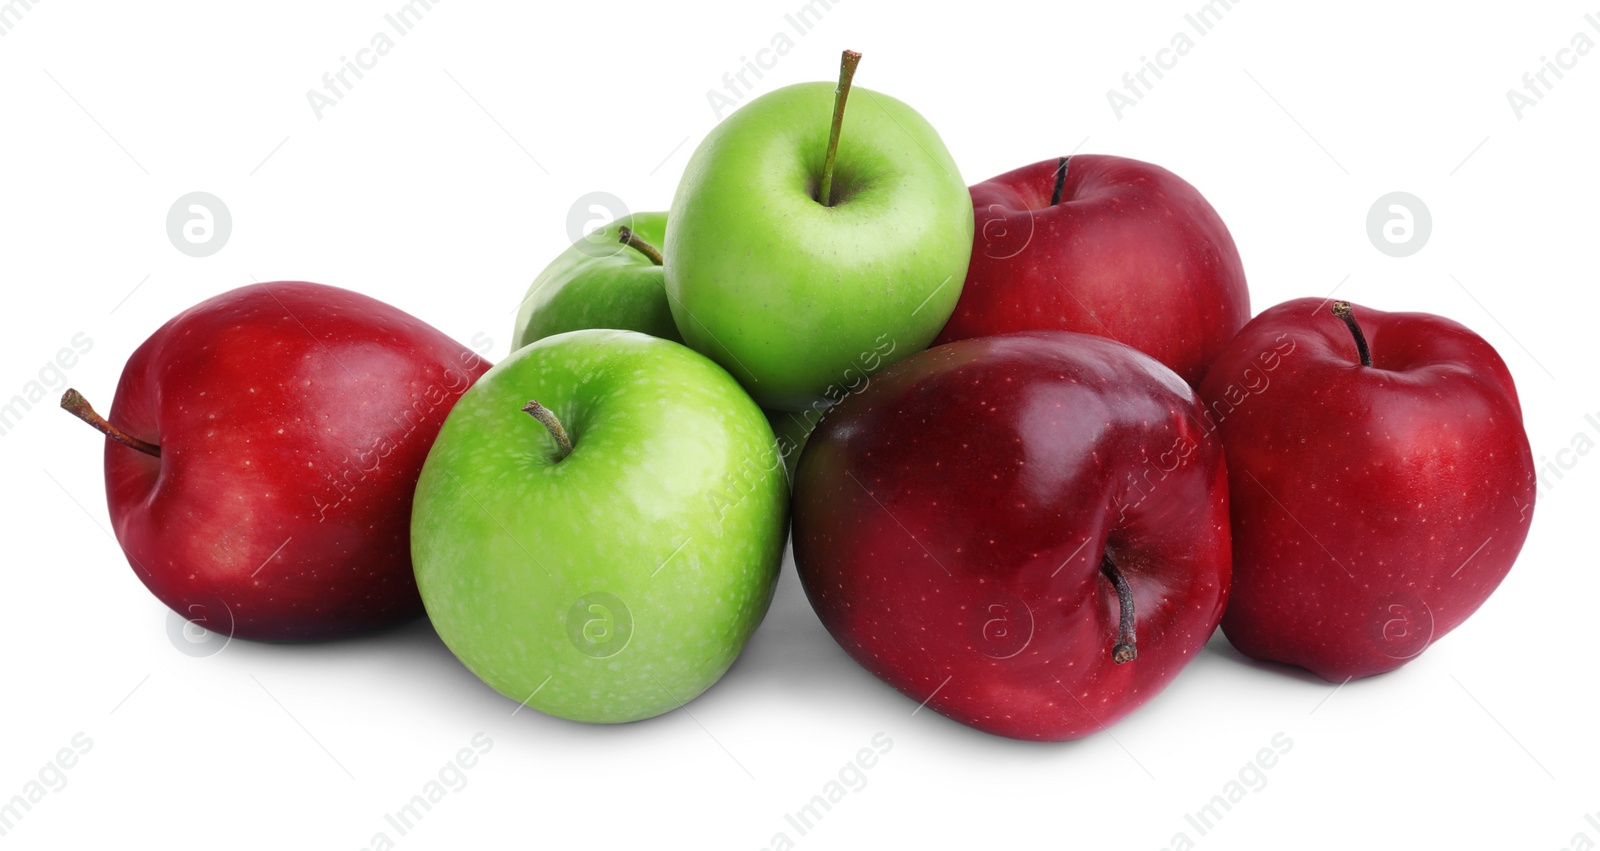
[617,226,664,266]
[1330,301,1373,367]
[817,49,863,208]
[1050,156,1069,206]
[60,388,161,458]
[522,400,573,461]
[1100,556,1137,663]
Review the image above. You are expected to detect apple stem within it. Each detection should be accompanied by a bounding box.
[1050,156,1068,206]
[618,226,664,266]
[522,400,573,461]
[1330,301,1372,367]
[60,389,161,458]
[817,49,863,208]
[1100,556,1137,664]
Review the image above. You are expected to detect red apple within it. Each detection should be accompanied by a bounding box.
[793,331,1230,741]
[935,154,1249,388]
[63,281,489,641]
[1198,298,1535,680]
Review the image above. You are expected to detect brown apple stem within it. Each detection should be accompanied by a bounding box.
[60,389,161,458]
[1050,156,1069,206]
[817,49,863,208]
[522,400,573,461]
[1101,556,1137,664]
[1330,301,1372,367]
[617,226,664,266]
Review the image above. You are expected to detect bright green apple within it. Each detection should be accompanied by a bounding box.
[665,53,972,411]
[411,329,787,723]
[512,212,680,351]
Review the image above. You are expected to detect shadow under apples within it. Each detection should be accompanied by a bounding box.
[204,538,869,734]
[207,535,1139,751]
[209,614,498,710]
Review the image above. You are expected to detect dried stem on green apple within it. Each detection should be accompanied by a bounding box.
[60,388,161,458]
[522,400,573,461]
[618,226,664,266]
[817,49,863,208]
[1100,556,1137,663]
[1330,301,1372,367]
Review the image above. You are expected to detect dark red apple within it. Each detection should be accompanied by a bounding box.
[1198,298,1535,681]
[935,154,1249,388]
[62,281,489,641]
[793,331,1230,741]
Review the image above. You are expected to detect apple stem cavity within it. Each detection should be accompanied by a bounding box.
[618,226,664,266]
[522,400,574,461]
[59,388,161,458]
[817,49,863,208]
[1050,156,1069,206]
[1330,301,1373,367]
[1100,556,1137,664]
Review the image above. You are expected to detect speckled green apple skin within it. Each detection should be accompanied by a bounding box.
[512,213,680,351]
[411,330,788,723]
[666,82,973,411]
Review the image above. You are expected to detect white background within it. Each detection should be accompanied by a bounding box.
[2,1,1595,848]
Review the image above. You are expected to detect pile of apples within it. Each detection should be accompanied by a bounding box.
[65,51,1535,741]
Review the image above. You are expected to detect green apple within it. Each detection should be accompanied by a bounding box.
[411,329,788,723]
[512,212,680,351]
[666,51,972,411]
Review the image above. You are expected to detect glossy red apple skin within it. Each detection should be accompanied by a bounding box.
[1198,298,1535,681]
[935,154,1249,388]
[102,282,489,641]
[793,331,1230,741]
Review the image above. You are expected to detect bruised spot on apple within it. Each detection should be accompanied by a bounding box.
[937,154,1250,389]
[1199,298,1536,681]
[63,281,490,641]
[793,331,1230,741]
